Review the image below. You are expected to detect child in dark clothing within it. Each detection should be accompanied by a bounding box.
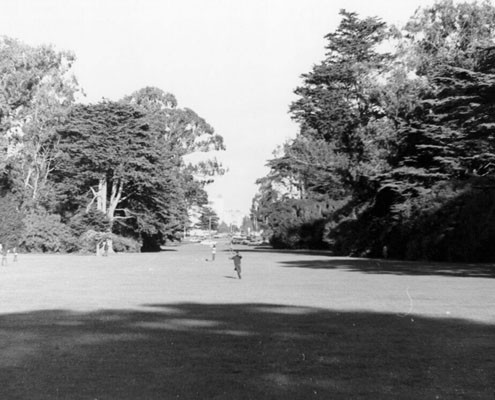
[230,250,242,279]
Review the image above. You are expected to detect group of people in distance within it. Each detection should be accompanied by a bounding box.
[209,243,243,279]
[0,244,18,266]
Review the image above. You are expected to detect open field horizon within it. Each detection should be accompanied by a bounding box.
[1,242,494,398]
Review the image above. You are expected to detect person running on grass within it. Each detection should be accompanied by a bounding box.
[230,250,242,279]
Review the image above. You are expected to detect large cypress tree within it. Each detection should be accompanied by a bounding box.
[53,101,188,246]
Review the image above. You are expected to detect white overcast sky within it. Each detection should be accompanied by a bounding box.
[1,0,440,222]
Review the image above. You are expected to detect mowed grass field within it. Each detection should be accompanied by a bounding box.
[0,242,494,399]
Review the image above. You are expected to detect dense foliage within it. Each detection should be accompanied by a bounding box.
[0,39,224,252]
[253,0,495,261]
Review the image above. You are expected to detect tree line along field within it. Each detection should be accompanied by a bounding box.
[3,0,495,264]
[0,243,493,399]
[253,1,495,262]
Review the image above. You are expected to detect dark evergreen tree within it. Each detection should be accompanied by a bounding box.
[255,1,495,261]
[255,10,394,249]
[53,101,188,248]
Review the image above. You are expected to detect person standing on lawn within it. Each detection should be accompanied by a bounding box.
[230,250,242,279]
[211,243,216,261]
[1,245,7,266]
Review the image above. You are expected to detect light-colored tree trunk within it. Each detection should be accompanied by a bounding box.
[107,178,124,223]
[87,177,124,255]
[105,178,124,254]
[97,178,107,213]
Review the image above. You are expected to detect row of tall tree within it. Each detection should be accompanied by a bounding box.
[253,0,495,261]
[0,37,224,252]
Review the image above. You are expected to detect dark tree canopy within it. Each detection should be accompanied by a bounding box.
[0,37,225,253]
[254,1,495,261]
[53,101,189,242]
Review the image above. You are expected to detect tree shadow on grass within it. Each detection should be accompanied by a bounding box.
[0,303,494,399]
[235,247,495,278]
[222,247,335,257]
[277,258,495,278]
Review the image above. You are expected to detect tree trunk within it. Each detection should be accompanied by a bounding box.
[107,179,123,223]
[97,178,107,213]
[86,177,122,255]
[106,179,123,255]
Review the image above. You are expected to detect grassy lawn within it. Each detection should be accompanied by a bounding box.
[0,243,494,399]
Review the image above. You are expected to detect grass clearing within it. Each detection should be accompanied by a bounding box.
[0,243,494,399]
